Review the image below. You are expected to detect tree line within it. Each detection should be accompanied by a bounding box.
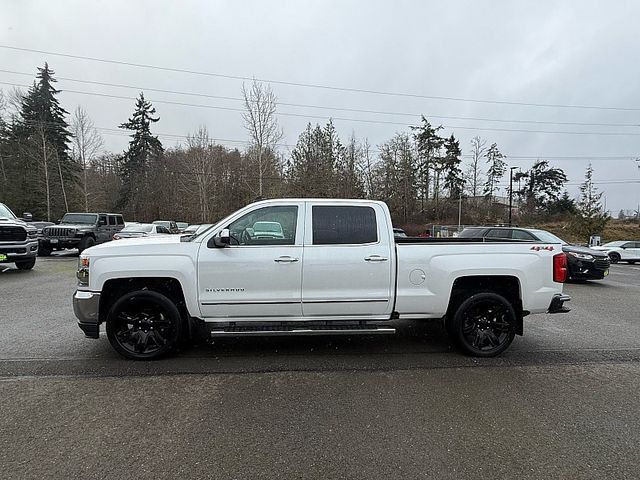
[0,64,609,234]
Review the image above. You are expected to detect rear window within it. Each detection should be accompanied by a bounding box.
[116,216,124,225]
[458,228,484,238]
[486,229,512,239]
[312,206,377,245]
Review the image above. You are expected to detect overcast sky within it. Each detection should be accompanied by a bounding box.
[1,0,639,213]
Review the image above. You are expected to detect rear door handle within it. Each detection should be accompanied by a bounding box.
[274,256,299,263]
[364,255,388,262]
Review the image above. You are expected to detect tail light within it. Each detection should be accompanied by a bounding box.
[113,234,120,240]
[553,253,567,283]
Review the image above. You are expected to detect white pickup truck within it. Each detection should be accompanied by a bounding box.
[73,199,570,360]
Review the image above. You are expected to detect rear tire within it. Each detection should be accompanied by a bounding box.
[106,290,183,360]
[15,258,36,270]
[78,236,95,254]
[449,292,517,357]
[609,252,620,264]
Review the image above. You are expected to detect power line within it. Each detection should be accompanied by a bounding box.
[2,44,640,112]
[3,80,640,137]
[2,69,639,129]
[14,118,640,160]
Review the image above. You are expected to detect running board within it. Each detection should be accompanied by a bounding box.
[210,326,396,337]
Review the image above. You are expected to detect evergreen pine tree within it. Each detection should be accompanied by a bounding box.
[118,92,163,218]
[572,164,609,239]
[443,134,463,199]
[483,143,506,201]
[10,64,75,219]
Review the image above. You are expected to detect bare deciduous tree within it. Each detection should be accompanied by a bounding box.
[466,136,487,198]
[71,106,103,211]
[185,126,216,222]
[241,80,283,198]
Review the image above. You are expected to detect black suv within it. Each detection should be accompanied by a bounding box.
[40,212,125,255]
[459,226,610,281]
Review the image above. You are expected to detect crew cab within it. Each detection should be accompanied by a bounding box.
[72,199,570,360]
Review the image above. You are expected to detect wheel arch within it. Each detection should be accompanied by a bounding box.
[99,277,190,330]
[446,275,524,336]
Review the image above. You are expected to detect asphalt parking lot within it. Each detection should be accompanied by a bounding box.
[1,253,639,479]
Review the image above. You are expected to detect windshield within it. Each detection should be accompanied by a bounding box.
[121,224,153,233]
[602,241,625,247]
[253,221,282,233]
[0,203,17,219]
[530,229,566,245]
[61,213,98,225]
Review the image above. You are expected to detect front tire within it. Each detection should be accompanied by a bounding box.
[15,258,36,270]
[449,292,517,357]
[106,290,183,360]
[609,252,621,264]
[78,236,95,254]
[38,243,52,256]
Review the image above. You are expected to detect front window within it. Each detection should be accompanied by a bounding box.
[61,213,98,225]
[228,206,298,246]
[0,204,17,219]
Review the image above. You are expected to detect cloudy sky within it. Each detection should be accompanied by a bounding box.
[1,0,639,213]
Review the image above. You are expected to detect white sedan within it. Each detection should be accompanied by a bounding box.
[112,223,172,240]
[592,241,640,264]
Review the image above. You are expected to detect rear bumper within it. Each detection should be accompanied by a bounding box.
[548,294,571,313]
[0,240,39,262]
[73,290,101,338]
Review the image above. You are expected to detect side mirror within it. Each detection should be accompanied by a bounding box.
[23,212,33,221]
[212,228,231,248]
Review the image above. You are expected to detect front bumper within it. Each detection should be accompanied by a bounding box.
[0,239,39,262]
[43,237,81,248]
[73,290,101,338]
[548,294,571,314]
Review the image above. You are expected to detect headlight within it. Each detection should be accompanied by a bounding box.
[567,252,594,261]
[77,255,90,286]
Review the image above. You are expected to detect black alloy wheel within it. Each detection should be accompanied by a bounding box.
[451,292,516,357]
[106,290,182,360]
[609,252,621,264]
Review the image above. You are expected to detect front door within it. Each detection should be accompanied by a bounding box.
[198,203,305,319]
[301,204,394,318]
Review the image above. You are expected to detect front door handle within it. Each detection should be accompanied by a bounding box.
[274,256,299,263]
[364,255,388,262]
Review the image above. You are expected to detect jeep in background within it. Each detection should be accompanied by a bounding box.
[40,212,125,255]
[0,202,38,270]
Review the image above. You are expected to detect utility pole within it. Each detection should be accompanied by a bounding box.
[508,166,518,226]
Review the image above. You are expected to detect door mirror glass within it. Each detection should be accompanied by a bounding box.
[213,228,231,247]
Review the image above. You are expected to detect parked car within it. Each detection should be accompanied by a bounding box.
[249,221,285,239]
[0,202,38,270]
[393,228,408,238]
[112,223,172,240]
[182,224,213,236]
[591,241,640,264]
[152,220,179,234]
[73,198,569,360]
[40,212,125,255]
[458,226,610,280]
[176,222,189,232]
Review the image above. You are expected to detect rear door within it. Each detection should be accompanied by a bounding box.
[625,242,640,260]
[301,203,394,318]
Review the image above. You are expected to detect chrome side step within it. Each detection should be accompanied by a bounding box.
[210,327,396,337]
